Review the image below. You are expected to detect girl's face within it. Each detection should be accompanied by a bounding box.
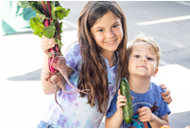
[128,42,158,78]
[90,11,123,55]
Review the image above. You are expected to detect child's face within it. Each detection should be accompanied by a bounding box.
[128,42,158,78]
[90,11,123,54]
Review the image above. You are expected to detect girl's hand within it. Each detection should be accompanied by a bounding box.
[116,89,134,114]
[160,84,172,104]
[41,36,57,55]
[137,107,154,122]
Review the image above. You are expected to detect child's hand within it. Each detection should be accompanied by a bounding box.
[137,107,155,122]
[41,36,57,55]
[116,89,134,114]
[160,84,172,104]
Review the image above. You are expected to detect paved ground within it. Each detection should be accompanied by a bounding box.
[1,30,190,128]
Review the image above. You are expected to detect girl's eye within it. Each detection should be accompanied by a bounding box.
[113,24,118,28]
[98,29,104,32]
[134,55,139,58]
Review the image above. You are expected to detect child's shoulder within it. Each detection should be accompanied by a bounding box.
[150,82,166,94]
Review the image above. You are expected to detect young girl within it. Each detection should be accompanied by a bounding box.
[38,1,172,128]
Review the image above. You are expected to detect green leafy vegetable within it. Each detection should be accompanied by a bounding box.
[17,1,70,80]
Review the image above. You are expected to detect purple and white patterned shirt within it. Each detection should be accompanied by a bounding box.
[41,42,119,127]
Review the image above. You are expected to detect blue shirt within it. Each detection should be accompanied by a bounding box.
[41,42,119,128]
[106,82,171,128]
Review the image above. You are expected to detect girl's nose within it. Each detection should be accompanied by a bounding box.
[107,30,115,38]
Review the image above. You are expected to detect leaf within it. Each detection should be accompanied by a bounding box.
[43,24,56,39]
[30,17,44,31]
[29,2,46,16]
[33,29,43,37]
[36,13,48,22]
[59,22,63,34]
[30,17,44,37]
[17,1,31,8]
[51,1,61,7]
[51,6,70,20]
[49,53,52,57]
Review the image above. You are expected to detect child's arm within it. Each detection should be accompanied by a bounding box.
[137,107,169,128]
[105,89,127,128]
[40,37,73,95]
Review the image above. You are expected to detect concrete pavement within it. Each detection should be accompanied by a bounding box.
[1,29,190,128]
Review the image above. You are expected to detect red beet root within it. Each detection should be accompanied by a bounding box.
[51,56,89,94]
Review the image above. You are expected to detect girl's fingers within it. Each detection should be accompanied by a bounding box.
[161,89,170,96]
[160,84,166,89]
[164,98,172,104]
[49,37,55,42]
[48,44,55,49]
[163,95,172,104]
[159,83,165,87]
[161,85,166,89]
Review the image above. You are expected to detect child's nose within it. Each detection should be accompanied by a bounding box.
[141,58,147,63]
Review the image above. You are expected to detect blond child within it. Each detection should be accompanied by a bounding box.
[105,34,170,128]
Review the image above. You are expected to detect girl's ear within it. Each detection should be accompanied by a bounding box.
[153,68,158,77]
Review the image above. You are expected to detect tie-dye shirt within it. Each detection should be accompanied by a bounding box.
[41,42,119,128]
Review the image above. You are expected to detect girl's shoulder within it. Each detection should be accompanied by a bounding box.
[64,42,80,56]
[67,42,80,52]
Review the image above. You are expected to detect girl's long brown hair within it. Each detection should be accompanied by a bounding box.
[77,1,128,114]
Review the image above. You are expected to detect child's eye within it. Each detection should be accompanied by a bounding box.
[98,29,104,32]
[147,57,153,60]
[134,55,139,58]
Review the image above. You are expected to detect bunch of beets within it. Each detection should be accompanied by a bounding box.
[17,1,89,111]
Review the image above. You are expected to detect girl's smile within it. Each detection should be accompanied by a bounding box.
[104,38,117,45]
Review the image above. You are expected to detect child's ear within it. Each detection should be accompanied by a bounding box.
[153,68,158,77]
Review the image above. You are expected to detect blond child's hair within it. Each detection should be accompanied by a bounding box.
[127,34,161,67]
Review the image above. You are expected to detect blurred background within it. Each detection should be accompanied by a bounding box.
[1,1,190,128]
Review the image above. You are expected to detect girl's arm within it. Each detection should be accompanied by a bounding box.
[160,84,172,104]
[40,37,73,95]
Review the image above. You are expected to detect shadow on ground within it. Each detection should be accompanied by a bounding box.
[7,69,41,81]
[169,111,190,128]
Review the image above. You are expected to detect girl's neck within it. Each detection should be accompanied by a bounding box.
[128,75,151,94]
[101,51,115,67]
